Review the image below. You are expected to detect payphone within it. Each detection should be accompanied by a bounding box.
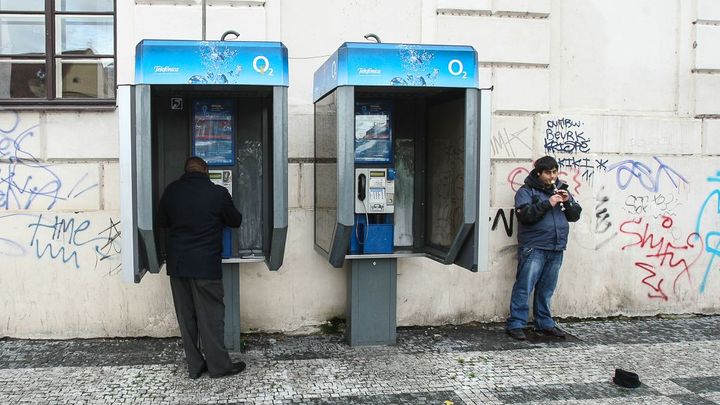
[119,39,289,349]
[351,101,396,254]
[354,168,395,214]
[352,167,395,254]
[313,41,491,345]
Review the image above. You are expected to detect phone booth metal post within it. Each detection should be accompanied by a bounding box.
[119,39,289,350]
[313,42,491,346]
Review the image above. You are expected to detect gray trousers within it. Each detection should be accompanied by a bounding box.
[170,277,233,375]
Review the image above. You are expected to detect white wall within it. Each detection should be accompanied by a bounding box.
[2,0,720,338]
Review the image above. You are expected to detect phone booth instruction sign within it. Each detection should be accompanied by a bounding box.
[355,101,393,164]
[209,170,233,195]
[192,100,235,166]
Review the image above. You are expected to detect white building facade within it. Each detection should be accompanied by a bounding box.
[1,0,719,338]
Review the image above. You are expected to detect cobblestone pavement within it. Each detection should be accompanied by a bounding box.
[1,316,719,404]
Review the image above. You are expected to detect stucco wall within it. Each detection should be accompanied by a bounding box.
[2,0,720,338]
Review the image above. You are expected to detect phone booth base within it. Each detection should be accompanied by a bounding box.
[222,264,241,350]
[347,258,397,346]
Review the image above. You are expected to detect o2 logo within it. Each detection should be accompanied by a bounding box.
[253,55,274,76]
[448,59,467,79]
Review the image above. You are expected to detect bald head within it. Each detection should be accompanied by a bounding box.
[184,156,208,174]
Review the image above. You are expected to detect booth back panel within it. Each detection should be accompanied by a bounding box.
[152,87,269,258]
[426,96,465,251]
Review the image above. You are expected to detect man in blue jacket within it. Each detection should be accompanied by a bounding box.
[158,156,245,379]
[506,156,582,340]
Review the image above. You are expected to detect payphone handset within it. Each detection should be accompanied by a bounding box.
[355,168,394,214]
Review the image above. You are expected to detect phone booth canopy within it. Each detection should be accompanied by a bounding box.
[313,42,490,271]
[119,39,289,283]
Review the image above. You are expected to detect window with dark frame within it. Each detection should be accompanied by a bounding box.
[0,0,115,105]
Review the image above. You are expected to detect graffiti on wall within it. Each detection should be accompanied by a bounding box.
[0,213,121,273]
[506,165,586,196]
[491,126,531,158]
[557,157,608,184]
[0,112,121,275]
[607,157,688,193]
[544,118,590,154]
[623,193,681,218]
[0,213,122,274]
[694,171,720,293]
[620,216,703,300]
[0,111,98,210]
[498,115,716,302]
[506,166,530,192]
[594,187,617,250]
[27,214,122,273]
[0,213,29,257]
[490,208,515,237]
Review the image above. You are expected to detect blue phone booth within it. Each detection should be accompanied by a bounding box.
[119,39,289,349]
[313,41,492,345]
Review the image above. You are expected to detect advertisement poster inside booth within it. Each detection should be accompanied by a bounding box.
[192,99,236,166]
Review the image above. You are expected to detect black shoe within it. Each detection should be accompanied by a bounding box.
[536,326,566,338]
[209,361,246,379]
[507,328,527,341]
[189,364,207,380]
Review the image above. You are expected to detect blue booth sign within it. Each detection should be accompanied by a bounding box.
[313,42,478,101]
[135,39,289,86]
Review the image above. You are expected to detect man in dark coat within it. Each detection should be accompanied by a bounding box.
[158,156,245,379]
[506,156,582,341]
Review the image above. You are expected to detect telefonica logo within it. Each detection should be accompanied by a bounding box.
[357,67,381,75]
[154,65,180,73]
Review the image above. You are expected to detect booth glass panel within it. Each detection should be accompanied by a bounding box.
[393,137,414,247]
[314,90,338,255]
[236,97,265,254]
[425,94,465,252]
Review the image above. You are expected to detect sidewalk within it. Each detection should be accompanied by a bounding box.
[1,316,719,404]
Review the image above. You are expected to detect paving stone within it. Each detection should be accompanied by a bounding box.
[670,377,720,394]
[668,393,718,405]
[0,316,719,404]
[0,338,183,369]
[495,382,661,403]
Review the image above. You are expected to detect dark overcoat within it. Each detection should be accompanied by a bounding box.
[158,172,242,279]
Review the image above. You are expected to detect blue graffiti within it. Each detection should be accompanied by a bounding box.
[94,218,122,269]
[27,213,118,269]
[607,156,688,192]
[0,111,98,210]
[0,214,27,257]
[694,172,720,293]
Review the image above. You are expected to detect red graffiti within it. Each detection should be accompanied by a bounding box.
[559,169,583,195]
[507,167,584,194]
[619,216,703,301]
[507,167,529,192]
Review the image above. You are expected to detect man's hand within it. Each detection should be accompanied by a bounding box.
[549,194,564,207]
[556,189,570,202]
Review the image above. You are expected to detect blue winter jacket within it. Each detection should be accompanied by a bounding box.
[514,174,582,251]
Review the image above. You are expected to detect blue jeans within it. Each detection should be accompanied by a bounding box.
[507,247,564,331]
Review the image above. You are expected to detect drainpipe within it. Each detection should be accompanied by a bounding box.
[202,0,207,40]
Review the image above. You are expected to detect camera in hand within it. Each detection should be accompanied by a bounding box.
[554,182,569,211]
